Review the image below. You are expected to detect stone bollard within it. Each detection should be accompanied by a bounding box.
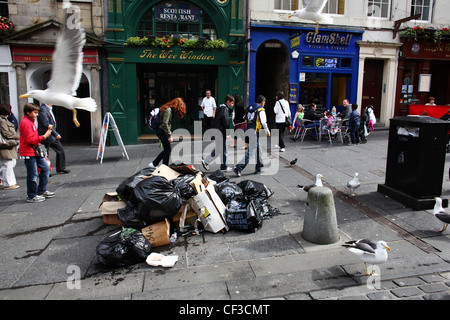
[302,186,339,245]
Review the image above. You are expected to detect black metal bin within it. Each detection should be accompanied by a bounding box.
[378,115,449,209]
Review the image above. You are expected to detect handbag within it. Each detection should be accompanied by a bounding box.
[278,101,292,127]
[31,143,48,158]
[0,132,18,149]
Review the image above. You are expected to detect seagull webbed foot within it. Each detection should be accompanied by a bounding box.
[72,109,80,127]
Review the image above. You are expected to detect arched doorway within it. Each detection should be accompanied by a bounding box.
[255,40,290,127]
[28,67,92,143]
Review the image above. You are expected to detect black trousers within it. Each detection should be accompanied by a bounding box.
[153,128,172,166]
[276,123,287,148]
[43,140,66,171]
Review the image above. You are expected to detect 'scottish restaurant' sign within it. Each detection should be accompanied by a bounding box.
[155,1,200,22]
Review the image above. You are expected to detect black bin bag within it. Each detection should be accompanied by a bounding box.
[214,181,244,206]
[133,175,183,218]
[237,180,274,200]
[96,228,152,268]
[117,201,147,229]
[116,167,155,203]
[225,196,263,233]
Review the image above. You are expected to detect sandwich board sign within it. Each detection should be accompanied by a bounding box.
[97,112,129,164]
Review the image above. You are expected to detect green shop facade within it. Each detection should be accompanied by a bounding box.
[106,0,245,144]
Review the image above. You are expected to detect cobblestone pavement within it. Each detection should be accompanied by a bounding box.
[1,128,450,301]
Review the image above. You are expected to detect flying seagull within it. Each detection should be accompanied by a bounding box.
[297,173,324,192]
[19,2,97,127]
[288,0,333,33]
[346,172,361,196]
[343,239,391,276]
[433,197,450,232]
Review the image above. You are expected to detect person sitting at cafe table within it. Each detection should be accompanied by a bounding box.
[304,101,323,137]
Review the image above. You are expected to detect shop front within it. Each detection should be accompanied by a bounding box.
[249,24,363,124]
[395,38,450,117]
[106,0,245,144]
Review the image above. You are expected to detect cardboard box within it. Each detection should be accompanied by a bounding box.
[99,192,126,225]
[151,164,181,181]
[189,176,229,233]
[142,219,171,247]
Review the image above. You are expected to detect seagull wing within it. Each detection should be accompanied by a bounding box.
[305,0,328,13]
[47,7,86,96]
[435,213,450,224]
[344,239,377,254]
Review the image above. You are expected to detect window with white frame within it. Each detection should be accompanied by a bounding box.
[411,0,432,21]
[323,0,345,15]
[274,0,299,11]
[367,0,390,18]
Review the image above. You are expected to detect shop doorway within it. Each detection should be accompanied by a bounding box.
[255,40,289,127]
[138,64,217,134]
[362,59,383,118]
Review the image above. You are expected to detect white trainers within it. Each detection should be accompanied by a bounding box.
[222,167,232,172]
[39,191,55,198]
[149,162,156,168]
[201,159,210,171]
[27,195,46,203]
[280,148,285,152]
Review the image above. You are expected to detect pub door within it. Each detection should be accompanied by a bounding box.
[138,64,217,134]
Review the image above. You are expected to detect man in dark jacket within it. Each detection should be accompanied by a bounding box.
[202,94,234,171]
[37,103,70,174]
[303,101,323,137]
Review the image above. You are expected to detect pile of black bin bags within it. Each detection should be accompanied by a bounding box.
[96,165,279,268]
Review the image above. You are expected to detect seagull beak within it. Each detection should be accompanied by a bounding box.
[386,246,391,251]
[288,14,293,18]
[19,94,29,98]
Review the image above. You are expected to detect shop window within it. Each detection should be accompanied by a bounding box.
[368,0,390,18]
[323,0,345,15]
[341,58,351,68]
[411,0,431,22]
[0,72,10,104]
[302,56,313,67]
[137,1,216,40]
[0,0,8,17]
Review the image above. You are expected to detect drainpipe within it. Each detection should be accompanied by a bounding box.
[244,0,251,107]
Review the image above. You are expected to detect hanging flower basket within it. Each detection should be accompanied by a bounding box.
[0,16,15,39]
[400,27,450,44]
[125,35,228,50]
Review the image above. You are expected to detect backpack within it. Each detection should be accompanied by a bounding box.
[148,108,161,130]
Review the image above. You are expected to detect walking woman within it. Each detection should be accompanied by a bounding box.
[274,91,291,152]
[0,104,20,190]
[149,97,186,168]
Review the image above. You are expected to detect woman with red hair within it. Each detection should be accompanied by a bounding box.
[149,98,186,167]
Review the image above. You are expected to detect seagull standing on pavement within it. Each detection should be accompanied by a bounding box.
[288,0,333,33]
[19,2,97,127]
[346,172,361,196]
[297,173,324,192]
[343,239,391,276]
[433,197,450,232]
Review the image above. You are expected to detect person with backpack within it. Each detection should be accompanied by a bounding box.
[201,94,234,172]
[148,97,186,168]
[233,95,271,176]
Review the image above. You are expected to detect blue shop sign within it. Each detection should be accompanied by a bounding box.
[301,30,361,54]
[155,1,200,22]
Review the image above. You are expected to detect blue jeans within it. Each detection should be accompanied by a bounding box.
[24,156,50,198]
[204,135,228,169]
[235,131,263,172]
[349,123,360,144]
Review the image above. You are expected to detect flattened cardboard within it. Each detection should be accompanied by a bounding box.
[151,164,181,181]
